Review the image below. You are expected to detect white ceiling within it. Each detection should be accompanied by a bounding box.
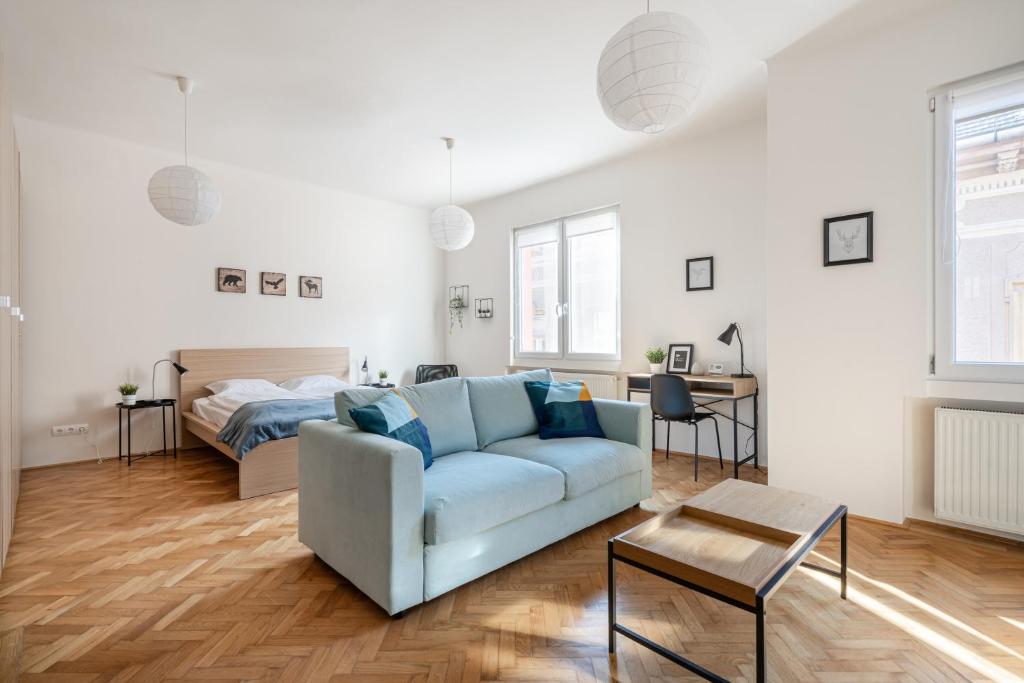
[0,0,859,207]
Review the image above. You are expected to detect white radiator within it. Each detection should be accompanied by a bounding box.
[934,407,1024,534]
[550,372,619,400]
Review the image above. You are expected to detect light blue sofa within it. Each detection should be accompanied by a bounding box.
[298,369,652,616]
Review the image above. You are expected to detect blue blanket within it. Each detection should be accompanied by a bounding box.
[217,398,336,459]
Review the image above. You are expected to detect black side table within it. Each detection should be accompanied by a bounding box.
[117,398,177,466]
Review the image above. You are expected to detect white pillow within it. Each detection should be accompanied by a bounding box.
[278,374,351,395]
[205,378,281,395]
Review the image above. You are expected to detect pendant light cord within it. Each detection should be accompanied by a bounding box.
[183,89,189,166]
[448,145,454,204]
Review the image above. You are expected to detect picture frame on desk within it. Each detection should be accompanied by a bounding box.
[666,343,694,374]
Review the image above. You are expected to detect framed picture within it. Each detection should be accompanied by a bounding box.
[686,257,713,291]
[824,211,873,266]
[299,275,323,298]
[260,272,286,296]
[216,267,246,293]
[666,343,695,374]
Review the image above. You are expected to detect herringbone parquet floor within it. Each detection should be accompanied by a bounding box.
[1,448,1023,682]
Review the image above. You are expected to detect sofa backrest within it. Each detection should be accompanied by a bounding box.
[465,368,553,448]
[335,377,478,457]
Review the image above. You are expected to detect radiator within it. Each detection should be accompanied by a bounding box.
[550,372,619,400]
[934,407,1024,534]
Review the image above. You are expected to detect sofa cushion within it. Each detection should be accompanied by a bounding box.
[423,451,564,545]
[348,391,433,469]
[483,435,644,499]
[524,380,606,440]
[466,369,553,448]
[335,377,477,457]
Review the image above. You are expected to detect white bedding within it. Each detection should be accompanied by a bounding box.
[191,381,349,429]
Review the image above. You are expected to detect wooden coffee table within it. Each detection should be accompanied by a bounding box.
[608,479,847,682]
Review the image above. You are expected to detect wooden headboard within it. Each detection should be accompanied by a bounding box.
[178,347,351,412]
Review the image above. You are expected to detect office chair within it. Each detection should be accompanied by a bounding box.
[651,373,723,481]
[415,364,459,384]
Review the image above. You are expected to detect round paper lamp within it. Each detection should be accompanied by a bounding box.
[597,11,711,134]
[429,204,475,251]
[147,164,221,226]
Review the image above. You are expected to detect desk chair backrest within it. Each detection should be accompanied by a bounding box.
[415,364,459,384]
[650,374,696,421]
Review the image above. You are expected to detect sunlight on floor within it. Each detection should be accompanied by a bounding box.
[1002,616,1024,633]
[800,562,1022,683]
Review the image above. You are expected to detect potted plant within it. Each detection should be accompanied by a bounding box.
[645,347,667,374]
[377,369,390,386]
[449,294,466,332]
[118,382,140,406]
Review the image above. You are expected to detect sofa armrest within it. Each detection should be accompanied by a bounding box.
[298,420,424,615]
[593,398,652,498]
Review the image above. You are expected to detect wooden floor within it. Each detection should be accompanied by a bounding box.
[1,449,1023,682]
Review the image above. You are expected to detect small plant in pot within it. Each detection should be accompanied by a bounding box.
[377,370,389,386]
[118,383,140,406]
[645,347,667,374]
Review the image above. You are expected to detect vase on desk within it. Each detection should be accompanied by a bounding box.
[649,363,662,374]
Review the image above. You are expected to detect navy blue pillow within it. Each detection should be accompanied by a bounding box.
[349,391,433,469]
[524,380,605,440]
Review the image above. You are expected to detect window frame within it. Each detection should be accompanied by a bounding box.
[930,62,1024,384]
[512,205,621,362]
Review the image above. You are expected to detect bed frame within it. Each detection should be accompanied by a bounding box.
[178,347,350,499]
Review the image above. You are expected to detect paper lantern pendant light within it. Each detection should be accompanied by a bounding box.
[148,77,221,226]
[429,138,474,251]
[597,9,711,134]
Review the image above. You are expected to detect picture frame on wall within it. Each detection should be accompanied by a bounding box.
[299,275,323,298]
[666,343,695,374]
[260,272,286,296]
[824,211,873,266]
[686,256,713,291]
[216,267,246,293]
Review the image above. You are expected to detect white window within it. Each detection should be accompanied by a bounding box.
[933,65,1024,382]
[513,207,620,361]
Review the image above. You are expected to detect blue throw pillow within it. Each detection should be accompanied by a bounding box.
[349,390,433,469]
[523,380,606,440]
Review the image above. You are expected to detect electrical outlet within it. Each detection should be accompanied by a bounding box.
[51,423,89,437]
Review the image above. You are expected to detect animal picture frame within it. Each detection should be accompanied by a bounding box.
[299,275,323,299]
[260,272,287,296]
[216,267,246,293]
[824,211,873,266]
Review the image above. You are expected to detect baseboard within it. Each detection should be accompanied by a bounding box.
[903,516,1024,547]
[22,446,211,471]
[653,448,763,467]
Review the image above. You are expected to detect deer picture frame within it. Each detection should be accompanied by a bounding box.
[824,211,873,266]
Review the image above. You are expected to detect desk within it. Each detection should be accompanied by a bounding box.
[626,373,758,479]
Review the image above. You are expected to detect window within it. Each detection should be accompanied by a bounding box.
[933,66,1024,382]
[513,207,620,360]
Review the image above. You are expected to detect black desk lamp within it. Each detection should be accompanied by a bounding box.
[152,359,189,399]
[717,323,754,378]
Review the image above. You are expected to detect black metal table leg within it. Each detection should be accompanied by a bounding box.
[127,408,132,466]
[732,398,739,479]
[841,512,848,600]
[118,406,123,460]
[162,404,167,455]
[172,405,177,458]
[608,540,616,653]
[753,391,759,469]
[755,597,766,683]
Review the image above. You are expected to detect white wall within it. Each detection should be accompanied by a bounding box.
[444,119,767,462]
[765,0,1024,523]
[18,117,444,468]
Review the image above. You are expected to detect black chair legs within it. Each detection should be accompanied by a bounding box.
[712,417,723,469]
[665,421,671,459]
[692,421,699,482]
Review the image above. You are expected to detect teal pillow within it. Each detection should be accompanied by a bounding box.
[523,380,606,440]
[349,390,433,468]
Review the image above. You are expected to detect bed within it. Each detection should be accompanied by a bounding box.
[179,347,350,499]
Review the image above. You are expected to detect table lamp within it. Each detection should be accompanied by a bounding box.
[716,323,754,378]
[152,359,189,399]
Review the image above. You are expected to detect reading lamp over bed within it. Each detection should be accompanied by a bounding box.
[152,359,189,399]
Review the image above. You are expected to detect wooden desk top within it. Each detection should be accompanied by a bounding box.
[613,480,843,606]
[627,373,757,400]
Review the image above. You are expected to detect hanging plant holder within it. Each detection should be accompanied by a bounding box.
[448,285,468,333]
